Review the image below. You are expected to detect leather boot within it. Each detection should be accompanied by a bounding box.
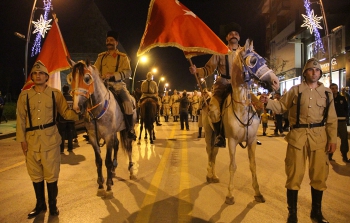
[196,116,198,122]
[28,181,47,218]
[192,116,195,122]
[287,189,298,223]
[173,116,176,122]
[342,153,350,163]
[198,127,202,138]
[126,114,136,140]
[46,181,59,216]
[213,121,225,148]
[328,153,334,161]
[310,187,329,223]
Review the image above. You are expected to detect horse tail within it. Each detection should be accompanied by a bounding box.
[119,129,132,153]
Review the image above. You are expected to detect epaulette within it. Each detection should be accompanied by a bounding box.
[115,51,127,57]
[98,52,108,57]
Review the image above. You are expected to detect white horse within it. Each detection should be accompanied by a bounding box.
[69,61,137,196]
[204,39,279,205]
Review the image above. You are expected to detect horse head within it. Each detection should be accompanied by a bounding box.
[69,60,96,114]
[235,39,279,92]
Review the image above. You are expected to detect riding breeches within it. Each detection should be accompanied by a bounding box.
[163,104,171,116]
[172,104,180,116]
[209,77,231,123]
[109,82,133,115]
[26,147,61,183]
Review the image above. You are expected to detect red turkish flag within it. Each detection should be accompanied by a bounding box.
[137,0,229,58]
[22,16,70,90]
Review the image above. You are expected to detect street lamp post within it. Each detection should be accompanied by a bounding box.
[131,56,148,92]
[158,76,165,92]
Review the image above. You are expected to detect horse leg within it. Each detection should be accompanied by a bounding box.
[149,125,154,144]
[128,148,137,180]
[138,121,143,145]
[112,136,119,177]
[226,138,238,205]
[104,139,114,197]
[153,124,156,140]
[91,141,105,196]
[247,138,265,203]
[206,131,219,183]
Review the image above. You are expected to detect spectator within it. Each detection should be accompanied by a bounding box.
[0,91,8,124]
[260,109,270,136]
[178,91,190,130]
[329,83,350,163]
[57,85,75,153]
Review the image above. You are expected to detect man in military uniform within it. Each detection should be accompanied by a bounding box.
[139,72,158,103]
[94,30,136,139]
[261,58,337,223]
[162,91,171,122]
[170,89,180,122]
[16,61,79,218]
[191,90,200,122]
[189,22,242,147]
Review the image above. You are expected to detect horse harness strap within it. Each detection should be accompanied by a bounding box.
[292,90,330,129]
[26,92,56,132]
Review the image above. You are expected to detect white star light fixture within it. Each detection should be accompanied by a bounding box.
[32,14,52,38]
[301,9,323,34]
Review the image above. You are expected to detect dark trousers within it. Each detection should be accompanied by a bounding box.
[58,122,75,151]
[337,120,349,155]
[180,112,189,130]
[274,114,283,134]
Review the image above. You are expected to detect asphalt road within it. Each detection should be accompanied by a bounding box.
[0,120,349,223]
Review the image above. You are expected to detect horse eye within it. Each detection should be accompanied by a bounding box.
[245,55,258,68]
[83,73,93,85]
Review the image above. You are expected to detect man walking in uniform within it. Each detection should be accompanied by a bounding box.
[94,30,136,139]
[170,89,180,122]
[162,91,171,122]
[261,58,337,223]
[16,61,79,218]
[191,90,200,122]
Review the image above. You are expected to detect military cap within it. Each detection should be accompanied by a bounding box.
[30,61,49,75]
[302,58,322,76]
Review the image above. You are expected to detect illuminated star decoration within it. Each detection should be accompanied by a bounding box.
[301,10,322,34]
[31,0,52,57]
[302,0,325,54]
[32,15,52,38]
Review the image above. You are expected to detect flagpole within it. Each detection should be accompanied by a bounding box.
[25,0,38,82]
[187,58,208,107]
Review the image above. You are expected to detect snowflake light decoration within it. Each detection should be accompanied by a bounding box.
[32,15,52,38]
[302,0,325,54]
[301,10,323,34]
[31,0,52,57]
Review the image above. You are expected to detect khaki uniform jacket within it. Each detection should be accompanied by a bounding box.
[140,80,158,99]
[196,46,238,78]
[16,86,79,152]
[266,81,337,150]
[162,95,171,108]
[170,94,180,107]
[94,50,131,81]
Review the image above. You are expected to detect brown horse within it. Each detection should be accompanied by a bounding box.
[138,98,157,144]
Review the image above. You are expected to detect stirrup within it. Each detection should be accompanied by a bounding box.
[128,131,137,140]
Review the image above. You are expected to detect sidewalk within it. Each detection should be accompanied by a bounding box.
[0,120,16,139]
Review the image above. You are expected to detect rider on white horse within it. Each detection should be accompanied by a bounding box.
[94,30,136,140]
[189,22,242,148]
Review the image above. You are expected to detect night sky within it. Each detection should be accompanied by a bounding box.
[1,0,346,98]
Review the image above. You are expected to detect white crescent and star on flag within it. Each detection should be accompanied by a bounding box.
[175,0,197,18]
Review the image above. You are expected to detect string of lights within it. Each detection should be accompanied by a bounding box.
[31,0,52,57]
[301,0,325,54]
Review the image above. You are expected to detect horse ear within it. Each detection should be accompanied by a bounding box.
[67,57,76,68]
[244,39,250,51]
[249,40,254,51]
[85,59,91,67]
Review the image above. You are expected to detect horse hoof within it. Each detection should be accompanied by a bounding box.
[254,195,266,203]
[97,189,105,197]
[130,175,137,180]
[225,196,235,205]
[137,141,141,145]
[206,176,220,183]
[150,141,154,144]
[104,190,113,199]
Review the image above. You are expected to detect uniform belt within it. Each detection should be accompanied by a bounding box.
[220,74,231,79]
[292,122,324,129]
[26,122,56,131]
